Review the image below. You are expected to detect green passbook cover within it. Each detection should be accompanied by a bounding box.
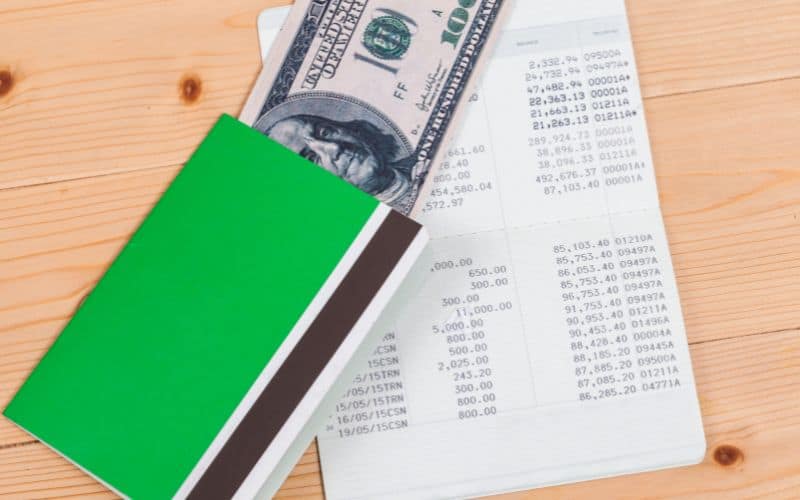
[3,114,427,499]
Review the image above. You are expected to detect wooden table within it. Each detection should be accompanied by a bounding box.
[2,0,799,498]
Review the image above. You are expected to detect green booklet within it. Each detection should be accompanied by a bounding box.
[3,115,427,499]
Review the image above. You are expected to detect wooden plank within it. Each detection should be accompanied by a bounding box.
[0,440,319,499]
[2,329,798,498]
[0,0,286,190]
[0,442,117,499]
[649,78,800,342]
[1,0,798,189]
[628,0,800,97]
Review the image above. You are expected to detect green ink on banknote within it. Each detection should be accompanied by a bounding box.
[363,16,412,60]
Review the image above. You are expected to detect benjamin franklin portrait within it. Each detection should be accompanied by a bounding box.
[254,94,418,210]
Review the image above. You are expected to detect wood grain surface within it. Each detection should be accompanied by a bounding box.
[2,0,799,498]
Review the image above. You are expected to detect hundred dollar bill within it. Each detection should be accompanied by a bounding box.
[240,0,511,216]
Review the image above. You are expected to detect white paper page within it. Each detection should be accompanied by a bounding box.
[257,5,290,61]
[258,2,705,498]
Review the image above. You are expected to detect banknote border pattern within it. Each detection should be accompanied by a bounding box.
[261,0,331,113]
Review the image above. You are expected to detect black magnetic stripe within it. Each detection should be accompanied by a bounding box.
[187,209,421,500]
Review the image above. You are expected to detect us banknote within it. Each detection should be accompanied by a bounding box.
[240,0,511,216]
